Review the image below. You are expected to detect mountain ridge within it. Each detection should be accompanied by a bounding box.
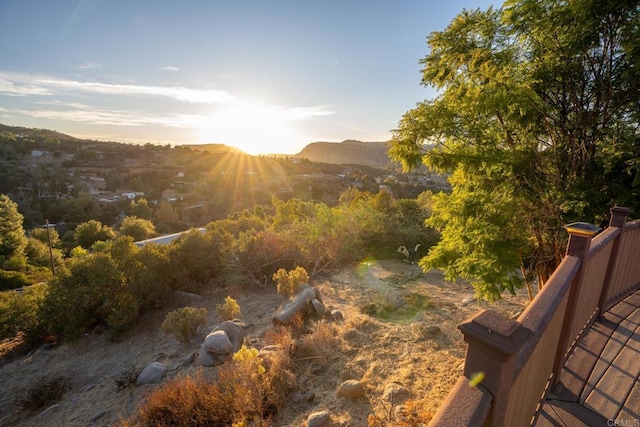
[295,140,393,168]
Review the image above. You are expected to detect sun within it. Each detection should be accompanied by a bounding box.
[197,102,302,155]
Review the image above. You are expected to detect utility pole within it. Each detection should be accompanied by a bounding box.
[45,219,55,276]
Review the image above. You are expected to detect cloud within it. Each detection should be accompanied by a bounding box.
[0,72,238,104]
[276,105,335,121]
[16,106,204,128]
[0,74,52,96]
[160,66,179,72]
[76,61,102,69]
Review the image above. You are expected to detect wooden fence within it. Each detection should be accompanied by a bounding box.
[429,206,640,426]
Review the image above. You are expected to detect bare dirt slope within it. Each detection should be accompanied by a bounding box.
[0,260,531,426]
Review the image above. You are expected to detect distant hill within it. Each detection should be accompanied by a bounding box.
[182,143,244,154]
[296,140,393,168]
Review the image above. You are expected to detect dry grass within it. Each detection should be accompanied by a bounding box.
[119,338,296,426]
[294,320,336,365]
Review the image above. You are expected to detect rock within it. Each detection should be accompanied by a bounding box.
[90,410,106,422]
[292,390,316,403]
[135,362,167,385]
[196,320,245,366]
[183,351,196,366]
[202,330,233,354]
[174,291,205,307]
[337,379,365,400]
[307,410,330,427]
[39,342,54,351]
[211,320,244,352]
[331,310,344,321]
[39,403,60,417]
[274,285,322,324]
[424,325,443,339]
[461,296,476,306]
[382,382,411,404]
[311,299,326,317]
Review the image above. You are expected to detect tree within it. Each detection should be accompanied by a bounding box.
[154,200,179,223]
[0,194,27,269]
[389,1,640,300]
[129,198,153,220]
[119,216,156,241]
[74,220,116,249]
[30,227,61,248]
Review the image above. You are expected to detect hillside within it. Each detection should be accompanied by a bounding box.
[0,260,531,426]
[296,140,393,168]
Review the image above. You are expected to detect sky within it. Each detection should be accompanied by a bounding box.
[0,0,495,155]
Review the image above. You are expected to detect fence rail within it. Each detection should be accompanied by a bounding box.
[428,207,640,426]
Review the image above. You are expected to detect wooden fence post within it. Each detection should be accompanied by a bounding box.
[598,206,632,312]
[458,310,532,426]
[551,222,600,379]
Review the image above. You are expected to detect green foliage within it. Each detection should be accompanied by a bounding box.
[154,200,179,223]
[233,229,301,286]
[360,288,431,321]
[119,216,156,241]
[273,267,309,297]
[24,237,64,268]
[0,194,27,268]
[0,268,30,290]
[30,227,61,248]
[129,197,153,220]
[216,296,241,321]
[161,307,207,343]
[0,283,48,343]
[42,253,125,340]
[104,291,140,338]
[74,220,116,249]
[168,227,234,292]
[70,245,88,258]
[389,0,640,299]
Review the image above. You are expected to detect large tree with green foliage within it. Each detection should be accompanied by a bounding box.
[74,220,116,249]
[0,194,27,269]
[119,216,156,241]
[389,0,640,300]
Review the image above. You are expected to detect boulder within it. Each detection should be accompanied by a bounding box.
[311,299,326,317]
[382,382,411,405]
[337,379,365,400]
[196,320,245,366]
[211,320,244,352]
[135,362,167,385]
[307,410,330,427]
[174,291,204,307]
[274,285,323,324]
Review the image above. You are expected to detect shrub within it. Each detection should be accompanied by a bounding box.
[216,296,240,321]
[273,266,309,297]
[0,283,48,343]
[16,376,71,412]
[0,269,29,291]
[104,292,140,339]
[41,253,125,340]
[161,307,207,343]
[120,345,293,426]
[119,372,233,426]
